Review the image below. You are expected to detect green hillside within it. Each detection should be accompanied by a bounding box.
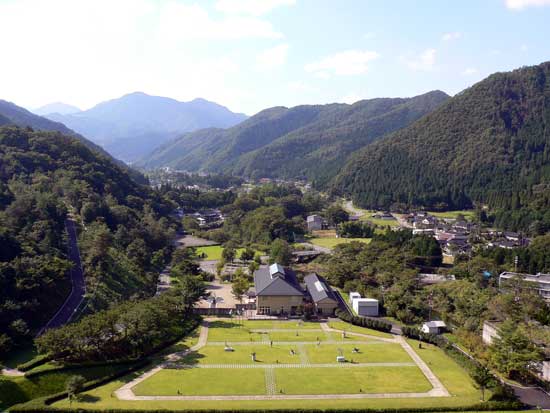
[0,126,175,356]
[332,61,550,224]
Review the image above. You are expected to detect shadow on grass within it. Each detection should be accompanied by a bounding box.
[78,394,100,403]
[208,320,245,330]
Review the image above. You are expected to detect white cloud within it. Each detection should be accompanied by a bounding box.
[520,44,529,52]
[442,32,462,41]
[462,67,478,76]
[256,43,289,70]
[305,50,380,76]
[363,32,376,40]
[158,2,283,40]
[505,0,550,9]
[404,49,437,71]
[215,0,296,16]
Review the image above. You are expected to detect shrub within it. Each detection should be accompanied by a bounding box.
[335,309,392,333]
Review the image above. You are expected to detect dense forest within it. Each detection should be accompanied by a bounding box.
[138,91,449,186]
[0,127,176,356]
[332,61,550,231]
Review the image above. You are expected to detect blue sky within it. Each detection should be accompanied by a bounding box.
[1,0,549,115]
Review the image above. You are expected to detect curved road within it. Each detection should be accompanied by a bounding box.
[37,219,86,335]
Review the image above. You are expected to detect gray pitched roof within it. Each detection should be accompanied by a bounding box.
[254,265,303,296]
[304,273,337,303]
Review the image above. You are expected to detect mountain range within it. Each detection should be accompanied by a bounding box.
[45,92,248,162]
[138,91,450,186]
[331,61,550,211]
[33,102,81,116]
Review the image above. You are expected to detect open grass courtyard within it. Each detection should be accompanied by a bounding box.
[49,318,486,411]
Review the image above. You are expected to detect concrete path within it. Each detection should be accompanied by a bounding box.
[207,340,385,346]
[1,367,25,377]
[115,321,209,400]
[396,336,450,397]
[320,322,396,343]
[167,362,416,369]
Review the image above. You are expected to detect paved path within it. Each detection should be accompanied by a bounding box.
[168,362,417,369]
[207,340,385,346]
[1,367,25,377]
[37,219,85,336]
[321,322,396,343]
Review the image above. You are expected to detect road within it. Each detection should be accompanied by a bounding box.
[343,200,365,218]
[37,219,86,335]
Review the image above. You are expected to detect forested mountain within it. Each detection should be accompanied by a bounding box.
[332,61,550,230]
[33,102,81,116]
[0,126,176,355]
[47,92,248,162]
[0,99,109,159]
[138,91,449,185]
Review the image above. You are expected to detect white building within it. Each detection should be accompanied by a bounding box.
[499,271,550,301]
[352,298,379,317]
[421,320,446,335]
[349,291,361,303]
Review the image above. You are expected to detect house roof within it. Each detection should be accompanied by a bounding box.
[304,273,337,303]
[424,320,446,328]
[254,265,303,296]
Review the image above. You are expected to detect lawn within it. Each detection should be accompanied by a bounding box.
[359,214,400,228]
[309,237,371,249]
[184,344,302,365]
[328,321,393,339]
[133,368,266,396]
[242,320,322,330]
[195,246,263,261]
[275,366,430,395]
[305,343,412,364]
[427,210,476,221]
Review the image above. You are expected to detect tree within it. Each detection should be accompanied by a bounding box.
[175,275,209,313]
[248,260,260,274]
[232,277,249,303]
[325,204,349,226]
[222,246,236,263]
[66,375,86,405]
[471,364,494,401]
[489,321,542,378]
[269,238,293,266]
[240,247,255,262]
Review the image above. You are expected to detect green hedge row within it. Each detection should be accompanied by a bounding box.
[17,354,53,372]
[23,359,143,379]
[11,401,525,412]
[335,308,393,333]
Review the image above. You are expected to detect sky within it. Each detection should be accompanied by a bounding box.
[1,0,550,116]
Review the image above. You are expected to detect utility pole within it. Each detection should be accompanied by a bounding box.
[514,255,518,273]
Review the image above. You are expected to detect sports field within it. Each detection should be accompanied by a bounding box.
[53,319,485,410]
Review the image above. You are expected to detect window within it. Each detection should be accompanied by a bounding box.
[258,306,271,315]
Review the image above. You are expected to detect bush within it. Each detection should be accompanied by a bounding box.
[17,354,52,372]
[335,309,392,333]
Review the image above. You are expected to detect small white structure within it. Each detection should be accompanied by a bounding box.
[307,215,323,231]
[349,291,361,303]
[482,321,501,345]
[352,298,379,317]
[421,320,447,335]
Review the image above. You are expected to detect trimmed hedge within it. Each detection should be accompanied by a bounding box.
[17,354,53,372]
[11,401,525,412]
[335,308,392,333]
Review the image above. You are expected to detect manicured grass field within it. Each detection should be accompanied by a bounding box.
[328,321,393,338]
[359,213,400,228]
[242,320,322,330]
[275,366,431,395]
[309,237,371,249]
[427,210,476,221]
[133,368,266,396]
[185,344,302,365]
[305,343,411,364]
[195,246,263,261]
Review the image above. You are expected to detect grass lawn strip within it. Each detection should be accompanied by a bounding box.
[327,321,393,339]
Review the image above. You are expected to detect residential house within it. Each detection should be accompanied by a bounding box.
[304,273,339,315]
[306,214,323,231]
[253,264,304,315]
[499,271,550,301]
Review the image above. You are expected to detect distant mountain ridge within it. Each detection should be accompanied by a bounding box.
[46,92,248,162]
[138,91,450,185]
[33,102,81,116]
[331,61,550,212]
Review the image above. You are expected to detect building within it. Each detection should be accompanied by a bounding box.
[306,215,323,231]
[349,291,361,303]
[421,320,447,335]
[482,320,501,345]
[499,271,550,301]
[304,273,338,315]
[253,264,304,315]
[352,298,379,317]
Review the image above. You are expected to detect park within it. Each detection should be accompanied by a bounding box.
[50,318,486,410]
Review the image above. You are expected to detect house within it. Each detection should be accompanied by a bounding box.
[482,320,501,345]
[306,215,323,231]
[372,212,395,220]
[352,298,379,317]
[504,232,521,242]
[304,273,338,315]
[253,263,304,315]
[499,271,550,301]
[421,320,447,335]
[349,291,361,303]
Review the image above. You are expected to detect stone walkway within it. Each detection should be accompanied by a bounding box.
[207,340,382,346]
[1,367,25,377]
[115,320,450,401]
